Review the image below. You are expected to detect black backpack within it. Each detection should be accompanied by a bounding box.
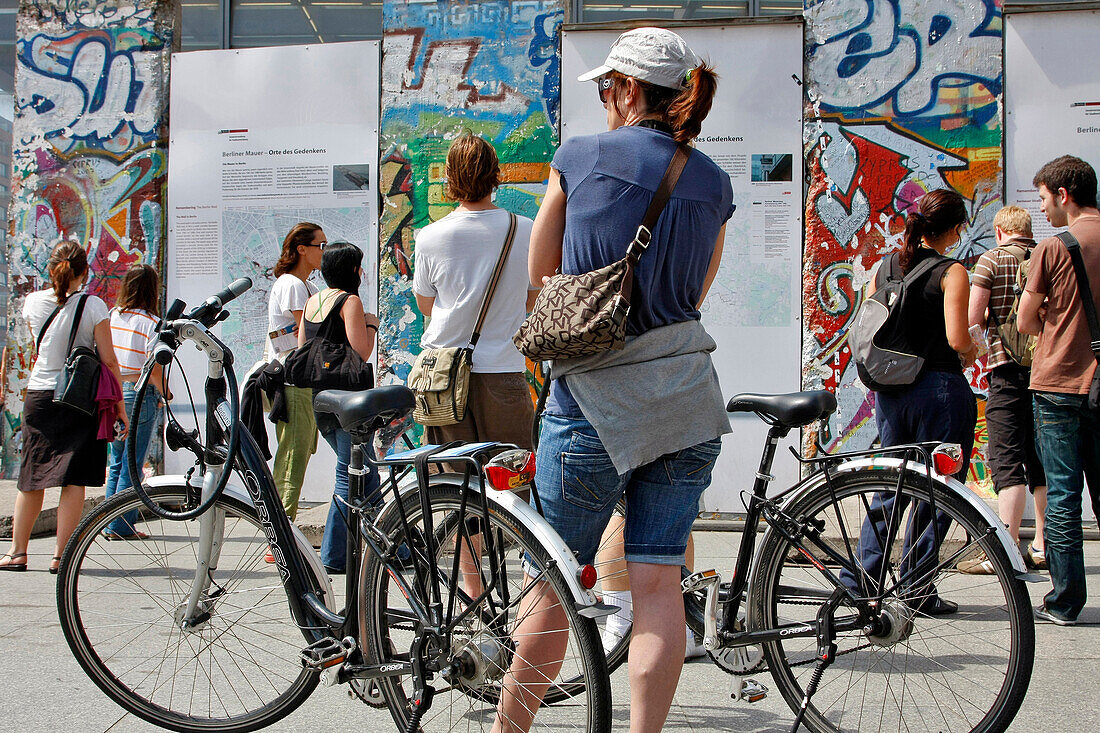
[850,254,945,392]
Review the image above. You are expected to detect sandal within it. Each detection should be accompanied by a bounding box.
[0,552,28,572]
[49,556,62,575]
[103,530,150,541]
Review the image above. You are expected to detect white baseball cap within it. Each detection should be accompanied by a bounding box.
[577,27,700,90]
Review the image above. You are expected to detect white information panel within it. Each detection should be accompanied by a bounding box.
[1006,9,1100,520]
[167,42,380,500]
[562,23,804,513]
[1006,9,1100,240]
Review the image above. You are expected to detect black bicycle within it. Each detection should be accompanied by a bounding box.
[56,281,610,733]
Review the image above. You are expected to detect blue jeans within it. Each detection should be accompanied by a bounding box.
[319,427,381,572]
[1032,391,1100,620]
[104,384,163,536]
[535,413,720,566]
[843,371,976,597]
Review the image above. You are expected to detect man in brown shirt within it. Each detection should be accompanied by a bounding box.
[1019,154,1100,626]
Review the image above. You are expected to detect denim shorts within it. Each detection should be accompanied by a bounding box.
[535,413,721,566]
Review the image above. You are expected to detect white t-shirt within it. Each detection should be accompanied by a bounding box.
[24,288,110,391]
[265,273,316,361]
[111,308,159,378]
[413,208,535,373]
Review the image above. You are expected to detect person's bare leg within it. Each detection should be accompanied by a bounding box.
[54,485,86,560]
[458,533,484,600]
[5,489,45,561]
[492,580,568,733]
[997,484,1027,545]
[626,561,686,733]
[596,513,629,591]
[1032,486,1047,552]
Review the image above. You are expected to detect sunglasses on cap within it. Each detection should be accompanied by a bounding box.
[597,76,614,104]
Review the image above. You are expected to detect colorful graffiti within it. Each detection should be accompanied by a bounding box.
[3,1,173,476]
[379,0,562,388]
[801,0,1004,487]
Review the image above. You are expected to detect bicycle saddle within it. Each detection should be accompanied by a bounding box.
[726,390,837,428]
[313,385,415,437]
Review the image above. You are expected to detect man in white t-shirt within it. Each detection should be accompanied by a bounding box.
[412,133,538,450]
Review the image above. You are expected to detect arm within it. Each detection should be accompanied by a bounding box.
[526,288,539,312]
[529,168,567,286]
[697,226,726,308]
[415,294,434,317]
[342,295,377,362]
[968,284,991,331]
[942,263,977,366]
[93,319,129,430]
[1018,290,1044,336]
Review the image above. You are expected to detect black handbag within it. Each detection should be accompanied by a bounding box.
[285,291,374,392]
[1057,231,1100,412]
[53,294,102,416]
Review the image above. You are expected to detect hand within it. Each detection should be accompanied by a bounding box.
[115,405,130,441]
[960,344,979,369]
[364,311,380,330]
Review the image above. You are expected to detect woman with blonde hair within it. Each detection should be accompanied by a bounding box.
[0,241,127,572]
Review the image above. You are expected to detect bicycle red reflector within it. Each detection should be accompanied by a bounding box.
[484,449,536,491]
[932,443,964,476]
[578,564,598,589]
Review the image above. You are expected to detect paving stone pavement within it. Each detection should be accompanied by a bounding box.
[2,529,1098,732]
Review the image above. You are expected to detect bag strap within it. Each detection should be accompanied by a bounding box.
[468,212,518,351]
[35,305,61,352]
[63,294,90,356]
[1056,231,1100,361]
[316,291,353,343]
[618,144,692,306]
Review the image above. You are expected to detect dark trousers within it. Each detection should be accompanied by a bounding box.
[843,371,977,596]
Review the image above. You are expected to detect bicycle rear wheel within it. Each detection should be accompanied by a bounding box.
[750,469,1033,733]
[57,486,320,733]
[361,483,610,732]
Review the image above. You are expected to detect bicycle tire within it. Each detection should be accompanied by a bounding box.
[57,485,321,733]
[360,483,610,732]
[749,469,1034,733]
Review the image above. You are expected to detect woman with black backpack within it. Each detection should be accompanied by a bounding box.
[847,188,978,616]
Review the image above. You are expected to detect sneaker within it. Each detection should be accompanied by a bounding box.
[957,551,995,575]
[1034,604,1075,626]
[1026,543,1048,570]
[685,627,707,660]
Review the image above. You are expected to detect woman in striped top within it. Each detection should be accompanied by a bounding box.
[103,264,171,539]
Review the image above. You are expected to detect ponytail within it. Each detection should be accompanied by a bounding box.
[667,62,718,144]
[899,212,925,273]
[47,241,88,305]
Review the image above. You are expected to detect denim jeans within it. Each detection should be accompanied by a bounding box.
[1032,391,1100,620]
[319,427,381,572]
[842,370,976,597]
[104,384,163,536]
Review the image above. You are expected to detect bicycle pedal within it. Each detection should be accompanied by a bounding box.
[682,568,720,594]
[301,636,356,671]
[731,676,768,703]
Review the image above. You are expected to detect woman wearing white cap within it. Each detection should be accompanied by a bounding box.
[495,27,734,733]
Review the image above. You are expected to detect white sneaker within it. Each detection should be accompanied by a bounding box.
[685,627,707,660]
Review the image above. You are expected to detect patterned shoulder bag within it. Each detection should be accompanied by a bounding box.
[513,143,690,361]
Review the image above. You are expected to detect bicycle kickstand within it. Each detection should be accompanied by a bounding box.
[789,589,843,733]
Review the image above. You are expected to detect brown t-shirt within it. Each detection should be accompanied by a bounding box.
[1026,214,1100,394]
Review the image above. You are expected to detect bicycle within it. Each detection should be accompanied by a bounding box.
[665,390,1038,732]
[56,280,611,733]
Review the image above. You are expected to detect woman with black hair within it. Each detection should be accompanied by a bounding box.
[298,241,380,573]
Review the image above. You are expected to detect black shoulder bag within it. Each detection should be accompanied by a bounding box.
[285,291,375,392]
[1056,231,1100,412]
[54,294,103,416]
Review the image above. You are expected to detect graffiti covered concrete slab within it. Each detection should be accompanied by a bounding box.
[802,0,1003,487]
[379,0,562,396]
[3,1,175,476]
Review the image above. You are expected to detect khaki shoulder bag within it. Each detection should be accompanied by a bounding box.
[409,212,518,426]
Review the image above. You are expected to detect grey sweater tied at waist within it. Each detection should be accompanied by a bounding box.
[550,319,731,475]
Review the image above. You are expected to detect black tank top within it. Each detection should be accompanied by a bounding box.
[888,249,961,375]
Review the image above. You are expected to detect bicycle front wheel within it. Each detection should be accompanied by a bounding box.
[57,486,320,733]
[750,469,1034,733]
[360,483,610,732]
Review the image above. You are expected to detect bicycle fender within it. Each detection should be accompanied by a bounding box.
[782,459,1032,578]
[144,475,337,607]
[396,474,606,615]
